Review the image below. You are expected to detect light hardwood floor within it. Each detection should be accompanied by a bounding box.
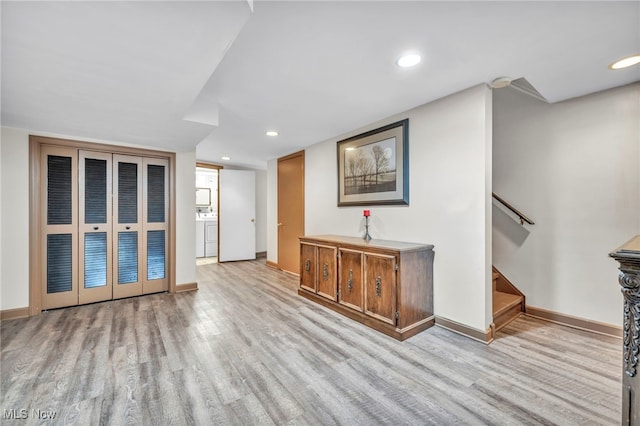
[1,260,622,425]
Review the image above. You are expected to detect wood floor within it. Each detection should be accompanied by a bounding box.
[1,260,622,425]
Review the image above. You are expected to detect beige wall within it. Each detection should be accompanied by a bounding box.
[268,84,494,332]
[493,83,640,325]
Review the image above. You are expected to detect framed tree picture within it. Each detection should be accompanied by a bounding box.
[337,119,409,206]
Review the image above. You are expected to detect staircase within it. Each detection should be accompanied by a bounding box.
[492,267,525,331]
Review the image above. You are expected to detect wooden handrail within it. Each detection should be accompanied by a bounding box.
[492,193,535,225]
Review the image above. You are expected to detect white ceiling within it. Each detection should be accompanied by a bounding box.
[3,1,639,169]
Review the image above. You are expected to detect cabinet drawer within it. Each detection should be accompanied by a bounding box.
[364,253,396,325]
[317,245,337,301]
[338,249,363,311]
[300,243,317,292]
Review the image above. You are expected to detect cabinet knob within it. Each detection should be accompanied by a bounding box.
[375,276,382,296]
[305,259,311,272]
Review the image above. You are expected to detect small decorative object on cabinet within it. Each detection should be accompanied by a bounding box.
[363,209,372,240]
[299,235,434,341]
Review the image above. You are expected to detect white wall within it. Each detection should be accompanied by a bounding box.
[175,150,196,285]
[493,83,640,326]
[1,127,30,310]
[268,84,494,332]
[0,127,196,311]
[266,158,278,264]
[0,0,2,306]
[255,169,267,253]
[0,126,3,305]
[195,168,218,213]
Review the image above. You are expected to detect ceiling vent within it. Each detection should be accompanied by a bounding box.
[509,77,548,103]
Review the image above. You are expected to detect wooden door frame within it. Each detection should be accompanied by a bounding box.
[29,135,177,316]
[195,162,222,261]
[276,150,305,272]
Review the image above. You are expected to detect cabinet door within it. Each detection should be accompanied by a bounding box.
[143,157,169,294]
[41,146,79,309]
[364,252,397,325]
[113,155,143,299]
[78,150,112,305]
[316,245,337,300]
[300,243,317,292]
[338,249,363,311]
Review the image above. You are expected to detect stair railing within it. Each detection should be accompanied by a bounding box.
[492,193,534,225]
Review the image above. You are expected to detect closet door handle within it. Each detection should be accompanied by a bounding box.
[125,226,131,230]
[93,226,99,231]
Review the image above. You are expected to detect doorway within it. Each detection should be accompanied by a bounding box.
[277,151,305,274]
[195,164,220,265]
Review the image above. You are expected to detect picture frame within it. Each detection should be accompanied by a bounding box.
[337,119,409,206]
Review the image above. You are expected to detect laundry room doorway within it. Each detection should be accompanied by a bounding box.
[195,163,220,266]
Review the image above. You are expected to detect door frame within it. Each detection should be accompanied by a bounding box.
[28,135,177,316]
[195,162,222,262]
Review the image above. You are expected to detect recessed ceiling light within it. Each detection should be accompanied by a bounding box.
[396,53,421,68]
[266,130,279,137]
[609,54,640,70]
[221,156,231,161]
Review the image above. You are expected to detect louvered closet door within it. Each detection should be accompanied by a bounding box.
[41,146,79,309]
[113,155,143,299]
[143,158,169,294]
[78,151,112,304]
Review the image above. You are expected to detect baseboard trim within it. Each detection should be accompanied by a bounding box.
[256,251,267,259]
[175,282,198,293]
[526,305,622,338]
[1,307,30,320]
[435,316,494,344]
[265,260,300,277]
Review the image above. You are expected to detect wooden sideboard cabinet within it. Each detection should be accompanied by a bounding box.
[299,235,434,341]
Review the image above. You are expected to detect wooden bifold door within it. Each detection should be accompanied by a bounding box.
[41,146,168,310]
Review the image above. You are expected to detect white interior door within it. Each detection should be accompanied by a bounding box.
[219,169,256,262]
